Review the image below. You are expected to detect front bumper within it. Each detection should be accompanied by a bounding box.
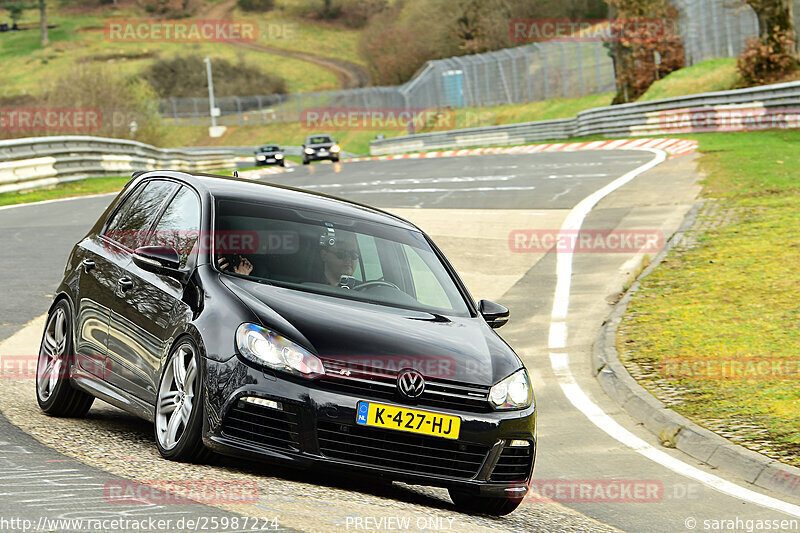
[202,356,536,497]
[304,150,339,161]
[255,157,283,166]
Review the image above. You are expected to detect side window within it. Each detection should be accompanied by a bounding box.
[149,186,201,269]
[403,245,452,310]
[104,180,178,250]
[356,234,382,281]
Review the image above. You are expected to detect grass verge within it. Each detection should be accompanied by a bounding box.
[639,58,740,101]
[617,130,800,464]
[0,176,130,207]
[159,93,615,154]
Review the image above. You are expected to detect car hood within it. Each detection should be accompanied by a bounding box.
[307,143,334,149]
[220,276,521,386]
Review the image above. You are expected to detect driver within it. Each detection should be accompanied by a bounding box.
[319,231,360,286]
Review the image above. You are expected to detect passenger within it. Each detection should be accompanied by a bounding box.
[217,254,253,276]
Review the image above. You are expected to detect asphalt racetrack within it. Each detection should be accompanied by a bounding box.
[2,150,799,532]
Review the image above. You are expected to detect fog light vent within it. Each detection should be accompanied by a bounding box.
[241,397,282,410]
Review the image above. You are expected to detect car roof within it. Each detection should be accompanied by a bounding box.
[137,170,418,231]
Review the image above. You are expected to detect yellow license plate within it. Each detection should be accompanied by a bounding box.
[355,401,461,439]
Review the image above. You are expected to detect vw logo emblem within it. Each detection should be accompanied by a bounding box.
[397,369,425,399]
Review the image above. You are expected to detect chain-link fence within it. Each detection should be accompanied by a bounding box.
[158,40,616,126]
[675,0,800,65]
[159,0,800,125]
[673,0,758,65]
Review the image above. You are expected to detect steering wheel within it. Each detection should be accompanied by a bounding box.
[354,280,402,292]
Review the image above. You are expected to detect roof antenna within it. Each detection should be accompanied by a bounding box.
[233,170,239,178]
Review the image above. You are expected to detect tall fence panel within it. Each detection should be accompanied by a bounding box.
[158,0,800,124]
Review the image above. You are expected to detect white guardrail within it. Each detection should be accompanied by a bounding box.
[369,81,800,155]
[0,136,236,194]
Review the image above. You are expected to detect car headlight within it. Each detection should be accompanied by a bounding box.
[275,153,283,159]
[304,147,315,154]
[330,144,341,153]
[236,323,325,377]
[489,368,533,410]
[256,155,266,161]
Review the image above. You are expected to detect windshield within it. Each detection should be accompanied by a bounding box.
[258,145,279,152]
[214,199,470,316]
[308,136,332,144]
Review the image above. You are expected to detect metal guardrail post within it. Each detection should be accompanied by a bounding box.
[171,98,179,125]
[558,42,567,98]
[594,41,602,93]
[235,97,243,125]
[537,43,550,100]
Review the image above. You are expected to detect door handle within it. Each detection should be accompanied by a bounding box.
[117,277,134,291]
[81,259,95,273]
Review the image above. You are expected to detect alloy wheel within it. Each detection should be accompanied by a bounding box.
[156,343,198,451]
[37,307,67,402]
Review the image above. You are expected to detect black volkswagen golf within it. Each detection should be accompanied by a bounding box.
[36,171,536,515]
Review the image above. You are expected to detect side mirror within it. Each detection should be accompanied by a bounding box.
[479,300,509,329]
[133,246,182,278]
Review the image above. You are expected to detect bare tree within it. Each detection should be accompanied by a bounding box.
[744,0,796,51]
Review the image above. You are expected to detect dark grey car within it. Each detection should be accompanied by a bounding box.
[255,145,285,167]
[302,134,340,164]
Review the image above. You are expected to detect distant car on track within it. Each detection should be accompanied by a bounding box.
[254,145,285,167]
[302,134,340,164]
[36,170,535,516]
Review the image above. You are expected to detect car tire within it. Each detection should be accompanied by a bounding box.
[280,161,285,167]
[448,488,522,516]
[155,338,209,462]
[332,157,340,163]
[302,158,309,165]
[36,300,95,417]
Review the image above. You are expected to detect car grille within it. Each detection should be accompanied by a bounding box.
[318,359,492,413]
[490,443,534,482]
[220,399,300,451]
[317,421,490,479]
